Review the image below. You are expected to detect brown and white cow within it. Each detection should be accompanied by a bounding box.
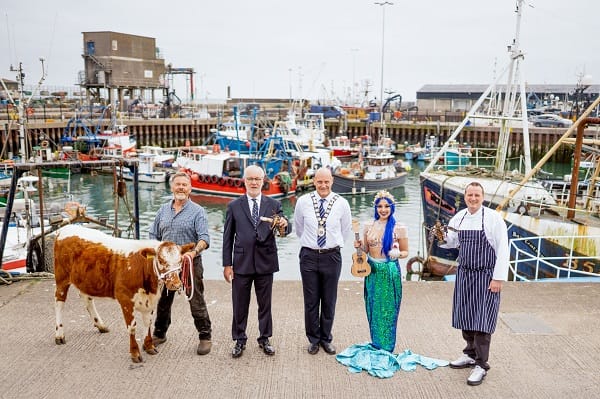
[53,224,194,363]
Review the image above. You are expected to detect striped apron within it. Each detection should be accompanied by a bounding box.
[451,208,500,334]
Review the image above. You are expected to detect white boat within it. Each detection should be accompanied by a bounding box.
[279,111,326,149]
[121,153,169,183]
[1,176,66,273]
[333,147,408,195]
[418,0,600,280]
[139,146,175,167]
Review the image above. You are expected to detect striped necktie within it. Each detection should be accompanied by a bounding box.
[317,198,326,247]
[252,198,259,228]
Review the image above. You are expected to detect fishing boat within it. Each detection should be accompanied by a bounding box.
[441,140,472,169]
[120,153,169,184]
[174,139,297,199]
[0,175,74,273]
[328,136,358,160]
[139,146,175,167]
[61,107,136,162]
[404,143,426,161]
[417,0,600,280]
[281,111,327,149]
[332,147,408,195]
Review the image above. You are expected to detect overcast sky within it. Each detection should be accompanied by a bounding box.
[2,0,598,103]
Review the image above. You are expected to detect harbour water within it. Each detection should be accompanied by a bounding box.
[38,160,571,281]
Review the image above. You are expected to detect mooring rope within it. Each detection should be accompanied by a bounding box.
[0,270,55,285]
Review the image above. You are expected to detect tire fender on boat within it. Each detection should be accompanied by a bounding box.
[226,177,235,187]
[516,203,529,216]
[234,178,243,188]
[406,256,426,274]
[218,177,226,186]
[210,175,219,184]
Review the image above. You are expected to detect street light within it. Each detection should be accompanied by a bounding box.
[375,1,393,123]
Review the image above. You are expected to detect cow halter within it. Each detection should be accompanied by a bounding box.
[152,255,182,280]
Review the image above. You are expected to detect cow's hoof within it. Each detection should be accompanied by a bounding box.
[144,347,158,355]
[97,326,110,333]
[55,337,66,345]
[131,355,143,363]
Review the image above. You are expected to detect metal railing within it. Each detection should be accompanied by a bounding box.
[509,234,600,281]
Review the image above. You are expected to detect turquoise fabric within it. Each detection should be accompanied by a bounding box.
[336,256,448,378]
[336,344,449,379]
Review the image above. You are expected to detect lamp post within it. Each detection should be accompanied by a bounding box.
[375,1,393,123]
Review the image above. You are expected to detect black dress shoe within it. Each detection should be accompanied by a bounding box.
[232,342,246,358]
[307,343,319,355]
[320,341,336,355]
[258,340,275,356]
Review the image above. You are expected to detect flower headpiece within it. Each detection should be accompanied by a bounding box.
[373,190,395,205]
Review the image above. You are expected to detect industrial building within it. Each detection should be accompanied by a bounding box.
[416,83,600,114]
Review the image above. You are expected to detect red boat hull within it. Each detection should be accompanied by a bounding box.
[183,171,297,199]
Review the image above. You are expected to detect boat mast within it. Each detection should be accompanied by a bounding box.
[423,0,531,174]
[495,0,531,173]
[1,59,46,161]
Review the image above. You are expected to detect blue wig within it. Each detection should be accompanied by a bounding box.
[373,196,396,259]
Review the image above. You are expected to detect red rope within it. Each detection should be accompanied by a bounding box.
[180,254,194,300]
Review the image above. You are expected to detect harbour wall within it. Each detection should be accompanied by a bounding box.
[1,118,585,163]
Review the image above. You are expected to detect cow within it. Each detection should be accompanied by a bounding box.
[53,224,194,363]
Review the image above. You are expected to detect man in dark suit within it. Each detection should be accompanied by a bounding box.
[222,165,290,358]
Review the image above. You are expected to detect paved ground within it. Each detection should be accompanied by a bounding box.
[1,276,599,399]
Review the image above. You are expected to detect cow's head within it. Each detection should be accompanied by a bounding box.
[142,242,187,291]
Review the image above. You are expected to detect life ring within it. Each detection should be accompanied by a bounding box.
[516,203,529,216]
[218,177,226,186]
[26,107,34,116]
[210,175,219,184]
[406,256,426,274]
[234,178,243,188]
[40,140,49,148]
[226,177,235,187]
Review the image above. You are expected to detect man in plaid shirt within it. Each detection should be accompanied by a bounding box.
[150,172,212,355]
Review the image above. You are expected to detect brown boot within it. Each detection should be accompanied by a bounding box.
[197,339,212,355]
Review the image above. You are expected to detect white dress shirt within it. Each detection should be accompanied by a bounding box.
[293,191,353,249]
[440,206,509,281]
[247,194,261,213]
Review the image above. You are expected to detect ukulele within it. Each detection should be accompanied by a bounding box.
[351,219,371,277]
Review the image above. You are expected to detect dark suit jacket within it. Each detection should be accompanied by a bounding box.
[222,195,291,275]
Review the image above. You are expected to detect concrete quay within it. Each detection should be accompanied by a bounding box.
[1,278,598,399]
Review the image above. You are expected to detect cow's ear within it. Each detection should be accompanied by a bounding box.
[181,243,195,254]
[141,248,157,258]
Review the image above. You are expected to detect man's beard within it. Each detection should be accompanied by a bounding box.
[174,192,188,200]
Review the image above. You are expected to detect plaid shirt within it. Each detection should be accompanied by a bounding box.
[149,198,210,248]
